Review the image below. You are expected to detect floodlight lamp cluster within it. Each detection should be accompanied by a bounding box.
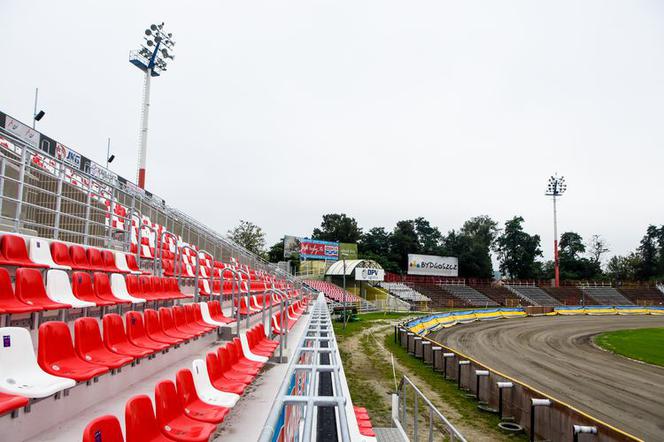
[137,22,176,73]
[545,174,567,196]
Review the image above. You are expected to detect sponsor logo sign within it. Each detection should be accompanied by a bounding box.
[407,254,459,277]
[4,116,39,148]
[355,267,385,281]
[299,239,339,260]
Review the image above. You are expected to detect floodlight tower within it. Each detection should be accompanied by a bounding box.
[129,23,175,189]
[545,174,567,288]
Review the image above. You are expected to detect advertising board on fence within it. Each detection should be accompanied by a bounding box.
[407,254,458,277]
[339,242,358,259]
[299,238,339,260]
[355,267,385,281]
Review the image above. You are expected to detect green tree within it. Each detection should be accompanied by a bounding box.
[312,214,362,243]
[267,238,285,263]
[637,225,659,279]
[558,232,601,280]
[390,220,420,272]
[414,217,443,254]
[494,216,543,279]
[227,220,266,257]
[606,253,642,282]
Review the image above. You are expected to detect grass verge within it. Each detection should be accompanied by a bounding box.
[595,327,664,367]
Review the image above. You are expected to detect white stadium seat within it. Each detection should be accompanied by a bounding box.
[110,273,146,304]
[46,269,96,308]
[29,237,70,270]
[0,327,76,398]
[198,302,227,327]
[191,359,239,408]
[114,251,140,275]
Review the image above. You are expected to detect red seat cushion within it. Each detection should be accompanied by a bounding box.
[0,267,40,313]
[176,369,229,424]
[154,380,216,442]
[0,235,46,268]
[15,268,71,311]
[74,317,134,369]
[0,392,28,416]
[50,241,74,268]
[125,395,172,442]
[103,314,153,358]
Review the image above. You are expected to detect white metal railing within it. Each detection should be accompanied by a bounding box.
[394,375,467,442]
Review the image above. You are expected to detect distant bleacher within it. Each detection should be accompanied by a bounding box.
[303,279,377,312]
[378,282,430,303]
[542,286,595,305]
[506,285,561,307]
[439,284,498,307]
[580,286,633,305]
[617,287,664,306]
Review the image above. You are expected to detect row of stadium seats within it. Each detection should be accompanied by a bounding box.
[0,301,231,416]
[81,323,291,441]
[354,406,376,438]
[0,267,188,314]
[304,280,361,303]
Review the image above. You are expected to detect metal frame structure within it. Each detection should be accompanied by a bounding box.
[0,125,284,277]
[259,293,350,442]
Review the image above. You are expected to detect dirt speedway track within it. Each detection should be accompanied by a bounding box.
[432,315,664,441]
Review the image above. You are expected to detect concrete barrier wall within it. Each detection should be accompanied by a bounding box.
[396,326,641,442]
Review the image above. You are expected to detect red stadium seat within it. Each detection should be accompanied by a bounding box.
[185,304,215,332]
[50,241,74,268]
[154,380,216,442]
[0,267,41,313]
[0,234,47,268]
[173,305,205,336]
[82,415,124,442]
[15,268,71,311]
[208,301,234,324]
[86,248,106,272]
[175,369,228,424]
[139,276,162,301]
[230,337,263,372]
[74,317,134,369]
[102,250,123,272]
[38,321,109,381]
[72,271,115,306]
[205,352,246,395]
[125,254,143,274]
[143,308,182,345]
[94,272,131,305]
[217,346,254,384]
[70,245,93,270]
[125,311,169,351]
[158,307,194,340]
[125,395,171,442]
[102,314,153,358]
[0,392,28,416]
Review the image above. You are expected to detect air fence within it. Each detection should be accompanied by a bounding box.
[396,318,644,442]
[0,113,283,277]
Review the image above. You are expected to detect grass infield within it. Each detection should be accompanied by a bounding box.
[595,327,664,367]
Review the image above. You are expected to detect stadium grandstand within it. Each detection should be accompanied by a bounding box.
[0,114,381,441]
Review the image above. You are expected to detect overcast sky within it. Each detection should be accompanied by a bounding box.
[2,1,663,263]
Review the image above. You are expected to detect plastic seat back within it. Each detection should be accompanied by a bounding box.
[29,237,66,269]
[175,368,201,408]
[74,317,106,357]
[125,395,163,442]
[102,314,129,348]
[101,250,119,271]
[82,415,124,442]
[139,276,153,296]
[71,271,99,302]
[158,307,177,330]
[125,254,140,272]
[206,352,223,383]
[50,241,73,267]
[110,274,144,303]
[0,327,42,380]
[114,252,132,273]
[0,268,31,310]
[173,306,189,329]
[144,309,164,335]
[87,248,104,270]
[154,380,183,427]
[94,272,116,299]
[70,245,91,269]
[37,321,79,369]
[150,276,163,296]
[46,269,94,307]
[1,234,41,267]
[125,311,148,341]
[125,275,142,297]
[15,268,67,309]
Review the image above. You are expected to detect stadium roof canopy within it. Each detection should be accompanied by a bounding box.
[325,259,383,276]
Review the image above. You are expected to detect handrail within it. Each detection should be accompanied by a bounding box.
[395,375,467,442]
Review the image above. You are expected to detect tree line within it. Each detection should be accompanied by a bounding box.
[229,214,664,282]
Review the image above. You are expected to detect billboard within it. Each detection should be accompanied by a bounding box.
[283,235,301,258]
[355,267,385,281]
[339,242,358,260]
[299,239,339,260]
[407,254,458,277]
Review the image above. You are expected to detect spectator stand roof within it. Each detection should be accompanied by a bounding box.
[325,259,383,276]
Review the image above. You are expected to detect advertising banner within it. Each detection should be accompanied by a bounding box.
[300,239,339,260]
[283,235,301,258]
[339,242,358,260]
[407,254,459,276]
[355,267,385,281]
[4,115,40,148]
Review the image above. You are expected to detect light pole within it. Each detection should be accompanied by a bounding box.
[545,174,567,288]
[129,22,175,189]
